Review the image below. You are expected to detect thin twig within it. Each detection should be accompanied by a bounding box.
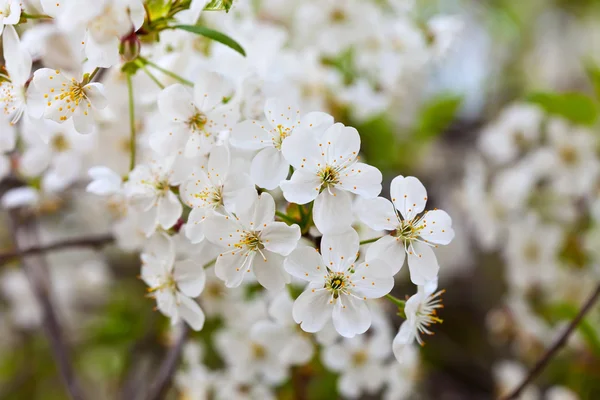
[0,234,114,265]
[146,323,189,400]
[7,212,86,400]
[502,282,600,400]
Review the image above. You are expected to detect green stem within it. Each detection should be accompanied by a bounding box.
[203,258,216,269]
[87,67,101,83]
[360,236,383,246]
[138,57,193,86]
[276,211,297,225]
[300,201,314,234]
[136,60,165,89]
[21,12,52,19]
[386,294,406,309]
[126,73,136,171]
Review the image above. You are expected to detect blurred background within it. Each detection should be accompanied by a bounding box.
[2,0,600,399]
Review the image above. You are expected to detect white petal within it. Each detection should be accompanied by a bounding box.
[264,97,301,129]
[203,214,243,247]
[392,322,416,364]
[174,259,206,297]
[84,82,107,110]
[184,207,208,243]
[155,291,177,318]
[193,71,234,111]
[215,251,251,288]
[284,247,326,282]
[332,295,371,338]
[249,192,275,228]
[355,197,398,231]
[419,209,455,245]
[177,294,206,331]
[365,235,405,275]
[320,228,359,273]
[229,120,270,150]
[1,187,39,208]
[72,112,95,135]
[222,173,256,214]
[268,291,294,325]
[207,144,230,183]
[292,287,332,333]
[390,176,428,221]
[158,84,195,121]
[281,335,314,365]
[157,191,183,229]
[322,343,351,371]
[407,241,439,285]
[351,259,395,299]
[313,189,353,235]
[251,147,290,190]
[298,111,334,136]
[281,130,321,172]
[3,25,31,87]
[253,250,290,291]
[20,146,51,177]
[261,221,300,256]
[320,123,360,165]
[280,170,321,205]
[338,162,382,198]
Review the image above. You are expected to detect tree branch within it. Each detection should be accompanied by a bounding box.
[0,234,114,265]
[502,282,600,400]
[146,323,189,400]
[7,212,86,400]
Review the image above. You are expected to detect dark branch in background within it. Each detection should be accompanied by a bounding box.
[145,323,189,400]
[502,282,600,400]
[6,211,86,400]
[0,234,114,265]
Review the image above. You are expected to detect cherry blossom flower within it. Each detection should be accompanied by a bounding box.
[0,0,20,36]
[204,193,301,290]
[392,280,444,363]
[285,229,394,338]
[150,72,239,157]
[1,25,31,125]
[281,122,382,234]
[140,233,206,331]
[357,176,454,284]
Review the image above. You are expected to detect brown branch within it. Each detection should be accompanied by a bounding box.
[145,323,189,400]
[501,282,600,400]
[0,234,114,265]
[7,212,86,400]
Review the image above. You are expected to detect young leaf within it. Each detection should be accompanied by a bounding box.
[172,25,246,56]
[204,0,234,12]
[415,93,463,141]
[527,92,598,126]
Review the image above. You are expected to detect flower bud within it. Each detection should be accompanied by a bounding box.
[120,31,141,63]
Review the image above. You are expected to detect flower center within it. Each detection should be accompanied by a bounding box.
[559,145,578,166]
[324,271,350,299]
[318,165,340,191]
[187,112,207,132]
[236,231,264,252]
[147,273,177,294]
[393,218,423,242]
[351,350,368,366]
[51,134,70,152]
[192,185,223,208]
[251,343,267,360]
[272,124,291,150]
[154,180,171,193]
[414,290,445,345]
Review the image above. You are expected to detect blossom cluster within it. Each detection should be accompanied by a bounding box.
[0,0,463,398]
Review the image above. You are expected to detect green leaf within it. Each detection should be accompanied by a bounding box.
[584,61,600,100]
[546,302,600,356]
[415,93,462,141]
[527,92,598,126]
[203,0,234,12]
[172,25,246,56]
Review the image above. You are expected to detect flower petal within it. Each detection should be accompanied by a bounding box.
[351,259,395,299]
[355,197,398,231]
[253,250,290,291]
[320,228,359,273]
[261,221,301,256]
[292,286,332,333]
[338,162,382,198]
[177,294,206,331]
[158,84,195,121]
[280,170,321,205]
[281,130,321,172]
[215,250,252,288]
[157,191,183,229]
[407,241,439,285]
[320,123,360,165]
[332,295,371,338]
[251,147,289,190]
[184,207,209,243]
[193,71,234,111]
[284,246,325,282]
[392,321,416,364]
[390,176,428,221]
[313,189,353,234]
[419,209,455,245]
[174,259,206,298]
[365,235,406,275]
[264,97,302,129]
[229,120,271,150]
